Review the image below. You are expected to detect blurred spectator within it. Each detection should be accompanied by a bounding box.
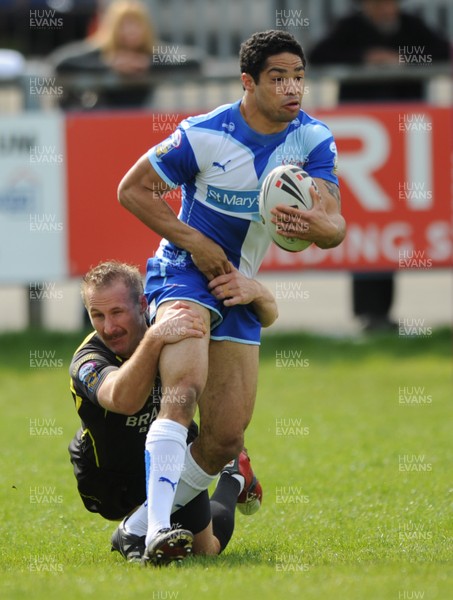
[310,0,450,332]
[0,49,25,78]
[49,0,200,110]
[49,0,156,109]
[0,0,97,57]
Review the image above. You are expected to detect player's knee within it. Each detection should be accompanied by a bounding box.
[164,372,205,403]
[159,380,203,423]
[192,529,221,556]
[173,380,204,406]
[208,431,244,466]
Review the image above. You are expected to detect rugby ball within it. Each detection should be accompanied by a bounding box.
[259,165,316,252]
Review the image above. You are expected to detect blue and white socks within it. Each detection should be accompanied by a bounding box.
[144,418,187,545]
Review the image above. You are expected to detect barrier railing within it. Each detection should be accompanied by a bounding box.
[0,62,450,112]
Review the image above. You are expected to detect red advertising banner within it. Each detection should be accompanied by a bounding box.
[66,105,452,276]
[66,110,170,275]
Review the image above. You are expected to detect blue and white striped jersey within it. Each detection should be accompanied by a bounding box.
[148,99,338,277]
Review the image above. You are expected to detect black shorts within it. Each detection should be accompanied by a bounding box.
[68,422,210,533]
[68,430,146,520]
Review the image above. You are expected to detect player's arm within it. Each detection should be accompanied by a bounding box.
[311,178,346,249]
[118,154,230,280]
[208,265,278,327]
[271,178,346,249]
[97,301,206,415]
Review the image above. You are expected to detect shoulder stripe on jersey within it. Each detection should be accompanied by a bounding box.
[73,331,96,355]
[70,378,83,412]
[186,126,256,159]
[149,153,179,189]
[182,103,234,129]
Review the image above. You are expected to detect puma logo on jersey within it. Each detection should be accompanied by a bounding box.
[158,476,178,491]
[212,159,231,172]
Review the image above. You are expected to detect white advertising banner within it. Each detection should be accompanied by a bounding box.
[0,112,67,283]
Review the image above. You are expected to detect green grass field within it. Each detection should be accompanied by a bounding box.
[0,328,451,600]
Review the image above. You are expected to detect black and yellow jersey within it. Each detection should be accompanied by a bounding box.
[69,331,161,475]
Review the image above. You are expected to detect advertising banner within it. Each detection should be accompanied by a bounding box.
[64,105,452,275]
[0,113,67,283]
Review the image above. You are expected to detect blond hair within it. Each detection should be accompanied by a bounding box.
[81,260,144,307]
[91,0,155,55]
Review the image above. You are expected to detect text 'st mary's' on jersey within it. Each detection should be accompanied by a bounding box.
[69,331,160,473]
[148,100,338,277]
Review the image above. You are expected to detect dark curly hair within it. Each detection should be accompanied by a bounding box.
[239,30,306,83]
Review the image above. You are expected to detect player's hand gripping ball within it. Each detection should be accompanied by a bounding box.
[259,165,317,252]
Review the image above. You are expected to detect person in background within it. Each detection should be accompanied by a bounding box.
[88,0,156,77]
[50,0,199,110]
[50,0,155,109]
[310,0,450,332]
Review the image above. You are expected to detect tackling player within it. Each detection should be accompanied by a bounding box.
[118,30,346,564]
[69,260,275,561]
